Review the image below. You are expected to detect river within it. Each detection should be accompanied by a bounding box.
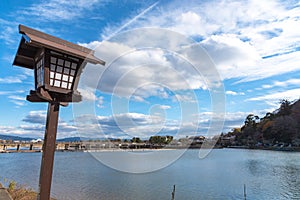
[0,149,299,199]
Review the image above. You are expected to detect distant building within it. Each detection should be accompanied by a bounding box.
[31,139,43,143]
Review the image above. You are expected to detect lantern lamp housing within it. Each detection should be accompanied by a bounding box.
[12,25,105,103]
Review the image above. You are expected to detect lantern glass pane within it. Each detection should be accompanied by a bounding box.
[69,76,74,83]
[62,75,69,81]
[50,72,54,78]
[71,63,77,69]
[49,52,80,90]
[57,66,63,73]
[54,80,60,87]
[61,82,68,89]
[55,73,62,79]
[65,61,70,67]
[58,59,64,66]
[63,68,69,74]
[50,57,57,64]
[50,64,56,71]
[36,58,44,87]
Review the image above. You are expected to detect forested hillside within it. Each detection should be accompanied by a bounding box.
[223,99,300,147]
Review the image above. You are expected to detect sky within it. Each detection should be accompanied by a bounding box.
[0,0,300,140]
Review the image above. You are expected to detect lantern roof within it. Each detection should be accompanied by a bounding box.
[13,24,105,69]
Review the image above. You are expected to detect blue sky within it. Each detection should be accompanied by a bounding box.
[0,0,300,139]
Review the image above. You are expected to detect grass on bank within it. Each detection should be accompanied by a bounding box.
[7,180,37,200]
[1,180,55,200]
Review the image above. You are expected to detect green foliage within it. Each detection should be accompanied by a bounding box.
[149,135,173,144]
[277,99,292,116]
[8,180,16,192]
[243,114,259,128]
[270,116,297,143]
[131,137,142,143]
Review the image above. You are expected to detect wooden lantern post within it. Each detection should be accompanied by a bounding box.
[13,24,105,200]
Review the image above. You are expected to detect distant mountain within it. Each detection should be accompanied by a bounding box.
[57,137,89,142]
[0,134,126,143]
[56,137,127,142]
[0,134,35,141]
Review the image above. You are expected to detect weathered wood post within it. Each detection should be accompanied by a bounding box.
[244,184,246,200]
[171,184,176,200]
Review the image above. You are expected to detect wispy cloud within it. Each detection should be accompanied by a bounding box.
[102,1,159,39]
[8,95,25,101]
[0,75,27,84]
[0,90,24,95]
[19,0,104,22]
[248,88,300,102]
[225,90,245,96]
[159,105,171,110]
[0,18,19,46]
[261,78,300,89]
[8,95,26,107]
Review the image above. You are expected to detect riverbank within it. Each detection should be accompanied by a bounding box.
[0,181,56,200]
[1,145,300,153]
[227,145,300,152]
[0,185,12,200]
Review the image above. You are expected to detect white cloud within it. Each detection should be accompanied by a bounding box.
[72,110,250,139]
[0,75,26,84]
[74,112,168,139]
[77,88,105,108]
[0,111,78,138]
[99,0,300,83]
[173,93,197,103]
[200,34,262,80]
[80,40,211,101]
[171,11,208,36]
[0,90,24,95]
[248,88,300,102]
[8,95,26,107]
[158,105,171,110]
[78,88,98,101]
[262,78,300,89]
[8,95,25,101]
[10,100,25,107]
[22,110,47,124]
[225,91,245,96]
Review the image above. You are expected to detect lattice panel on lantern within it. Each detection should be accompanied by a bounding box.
[49,56,77,90]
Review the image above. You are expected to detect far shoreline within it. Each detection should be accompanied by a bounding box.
[1,145,300,153]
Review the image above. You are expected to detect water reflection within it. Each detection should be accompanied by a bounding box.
[245,151,300,199]
[0,149,299,199]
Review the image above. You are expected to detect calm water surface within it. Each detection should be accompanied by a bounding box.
[0,149,299,200]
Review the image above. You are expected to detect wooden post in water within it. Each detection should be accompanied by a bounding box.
[244,184,246,200]
[171,184,176,200]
